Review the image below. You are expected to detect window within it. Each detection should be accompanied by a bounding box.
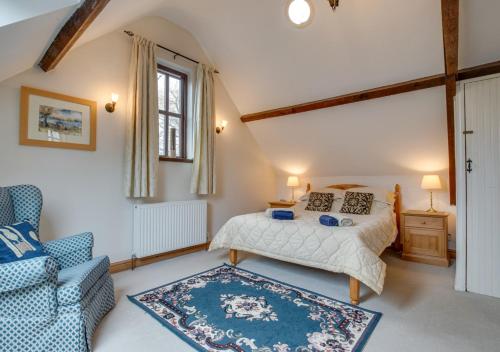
[157,64,189,162]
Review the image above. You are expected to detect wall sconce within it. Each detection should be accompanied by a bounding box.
[105,93,119,113]
[216,120,228,134]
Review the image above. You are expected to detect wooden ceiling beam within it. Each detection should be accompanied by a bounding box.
[457,60,500,81]
[39,0,110,72]
[240,74,446,123]
[441,0,459,205]
[240,59,500,124]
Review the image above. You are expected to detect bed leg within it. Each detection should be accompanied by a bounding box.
[350,276,360,305]
[229,249,238,266]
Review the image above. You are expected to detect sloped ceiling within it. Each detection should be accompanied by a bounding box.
[0,5,76,82]
[459,0,500,68]
[1,0,500,112]
[0,0,79,28]
[155,0,500,115]
[157,0,445,115]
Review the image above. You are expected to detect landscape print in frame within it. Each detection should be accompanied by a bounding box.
[20,86,96,151]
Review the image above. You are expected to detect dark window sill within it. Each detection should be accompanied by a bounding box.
[159,156,193,163]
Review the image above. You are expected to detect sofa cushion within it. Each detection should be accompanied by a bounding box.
[57,255,110,305]
[0,221,47,263]
[0,188,16,226]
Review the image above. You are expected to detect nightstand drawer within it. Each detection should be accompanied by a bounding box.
[403,227,445,257]
[404,215,444,230]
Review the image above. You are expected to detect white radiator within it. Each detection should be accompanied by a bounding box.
[133,200,207,258]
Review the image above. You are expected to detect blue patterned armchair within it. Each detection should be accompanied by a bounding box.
[0,185,115,352]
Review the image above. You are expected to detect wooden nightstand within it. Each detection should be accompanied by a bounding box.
[401,210,449,267]
[268,200,296,208]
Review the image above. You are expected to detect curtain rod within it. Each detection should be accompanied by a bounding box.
[124,30,219,74]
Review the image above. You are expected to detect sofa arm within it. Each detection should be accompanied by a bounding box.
[0,256,58,293]
[0,256,58,319]
[43,232,93,269]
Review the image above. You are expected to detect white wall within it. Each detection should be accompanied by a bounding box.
[0,16,275,262]
[247,87,456,244]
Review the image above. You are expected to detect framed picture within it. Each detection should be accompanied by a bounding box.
[20,86,96,151]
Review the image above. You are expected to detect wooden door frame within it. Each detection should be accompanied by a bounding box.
[454,72,500,292]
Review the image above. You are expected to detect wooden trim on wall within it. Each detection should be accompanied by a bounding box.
[441,0,459,80]
[39,0,110,71]
[441,0,459,205]
[448,249,456,259]
[445,78,457,205]
[109,242,210,274]
[240,74,446,122]
[457,60,500,81]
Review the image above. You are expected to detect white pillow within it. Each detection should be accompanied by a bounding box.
[330,198,345,213]
[370,201,393,215]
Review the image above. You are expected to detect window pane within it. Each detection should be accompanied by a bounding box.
[158,73,166,111]
[169,76,181,114]
[168,116,181,158]
[159,114,166,156]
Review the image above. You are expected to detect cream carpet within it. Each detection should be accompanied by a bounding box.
[94,250,500,352]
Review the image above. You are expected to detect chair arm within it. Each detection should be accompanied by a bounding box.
[43,232,93,269]
[0,256,58,293]
[0,256,58,319]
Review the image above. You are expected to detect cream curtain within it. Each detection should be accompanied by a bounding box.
[124,35,159,198]
[190,64,216,195]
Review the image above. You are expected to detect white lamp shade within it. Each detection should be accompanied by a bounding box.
[287,176,300,188]
[421,175,442,190]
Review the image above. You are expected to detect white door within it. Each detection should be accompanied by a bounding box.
[465,76,500,298]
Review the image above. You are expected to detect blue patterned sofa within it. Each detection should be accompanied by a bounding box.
[0,185,115,351]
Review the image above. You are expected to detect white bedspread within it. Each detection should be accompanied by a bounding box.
[209,206,397,294]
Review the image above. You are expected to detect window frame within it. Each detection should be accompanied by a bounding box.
[157,64,191,163]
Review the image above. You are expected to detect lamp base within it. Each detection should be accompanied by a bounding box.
[425,191,438,213]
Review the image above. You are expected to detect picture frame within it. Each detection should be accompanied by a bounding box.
[19,86,97,151]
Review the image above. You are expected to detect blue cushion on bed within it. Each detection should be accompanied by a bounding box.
[0,221,47,263]
[319,215,339,226]
[272,210,294,220]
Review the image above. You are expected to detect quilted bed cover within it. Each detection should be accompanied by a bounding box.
[209,206,397,294]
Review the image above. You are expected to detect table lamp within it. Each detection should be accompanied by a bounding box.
[421,175,442,212]
[287,176,300,202]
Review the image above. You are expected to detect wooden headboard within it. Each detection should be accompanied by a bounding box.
[305,183,402,250]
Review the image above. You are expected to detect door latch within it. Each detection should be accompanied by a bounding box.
[463,130,474,135]
[466,158,472,173]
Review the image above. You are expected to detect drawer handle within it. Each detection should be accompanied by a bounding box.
[421,221,427,225]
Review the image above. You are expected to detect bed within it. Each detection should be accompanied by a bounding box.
[209,184,401,305]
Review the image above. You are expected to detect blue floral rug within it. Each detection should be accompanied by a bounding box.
[128,264,381,352]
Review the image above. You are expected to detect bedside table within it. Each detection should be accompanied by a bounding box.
[268,200,296,208]
[401,210,449,266]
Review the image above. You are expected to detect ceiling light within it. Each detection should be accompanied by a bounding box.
[287,0,313,27]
